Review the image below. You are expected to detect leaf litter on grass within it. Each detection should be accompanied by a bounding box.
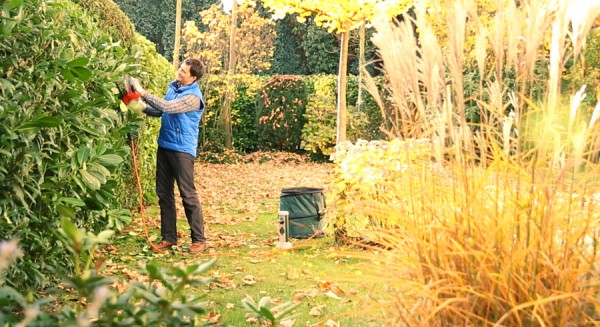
[104,152,382,325]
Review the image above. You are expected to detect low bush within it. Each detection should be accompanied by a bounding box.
[0,221,214,326]
[256,75,308,152]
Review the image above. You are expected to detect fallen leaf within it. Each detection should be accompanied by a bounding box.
[317,280,331,290]
[245,314,258,324]
[324,291,341,300]
[325,319,340,327]
[309,304,326,317]
[329,284,346,297]
[287,269,300,280]
[205,311,221,323]
[280,318,296,327]
[226,303,235,309]
[242,275,256,285]
[293,288,319,301]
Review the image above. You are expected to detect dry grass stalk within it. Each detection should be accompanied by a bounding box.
[350,0,600,325]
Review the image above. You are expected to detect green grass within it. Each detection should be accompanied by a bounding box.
[109,207,384,326]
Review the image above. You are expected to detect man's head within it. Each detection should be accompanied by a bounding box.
[177,58,206,86]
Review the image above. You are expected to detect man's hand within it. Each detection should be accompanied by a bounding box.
[128,78,147,97]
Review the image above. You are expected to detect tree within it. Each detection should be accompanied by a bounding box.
[113,0,218,60]
[223,0,238,148]
[173,0,182,69]
[269,16,309,74]
[262,0,413,144]
[183,1,275,148]
[182,2,275,74]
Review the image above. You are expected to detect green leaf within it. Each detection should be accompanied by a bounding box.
[0,78,15,96]
[17,117,61,130]
[56,204,76,219]
[97,154,123,168]
[96,230,115,243]
[11,184,26,206]
[76,147,90,165]
[72,67,92,82]
[190,257,217,275]
[89,170,106,185]
[258,296,271,308]
[241,296,259,314]
[60,197,86,207]
[78,125,101,136]
[4,0,23,11]
[170,267,186,278]
[60,68,75,82]
[80,169,101,190]
[0,286,26,307]
[66,57,89,68]
[259,306,276,322]
[61,218,82,247]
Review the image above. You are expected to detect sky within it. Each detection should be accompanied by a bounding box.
[221,0,237,13]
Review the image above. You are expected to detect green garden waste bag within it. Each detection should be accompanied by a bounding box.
[279,187,326,239]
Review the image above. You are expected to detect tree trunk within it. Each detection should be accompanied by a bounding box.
[357,24,365,112]
[172,0,182,70]
[336,30,349,145]
[223,0,238,149]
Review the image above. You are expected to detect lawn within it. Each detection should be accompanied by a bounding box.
[102,152,385,326]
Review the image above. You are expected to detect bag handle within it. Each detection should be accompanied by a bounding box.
[312,192,326,219]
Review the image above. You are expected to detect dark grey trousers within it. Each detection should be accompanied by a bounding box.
[156,147,205,244]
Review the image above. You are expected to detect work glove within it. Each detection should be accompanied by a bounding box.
[128,77,146,97]
[128,98,147,113]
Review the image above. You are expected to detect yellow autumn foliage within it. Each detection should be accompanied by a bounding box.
[182,2,275,74]
[262,0,413,33]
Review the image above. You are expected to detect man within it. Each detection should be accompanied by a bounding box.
[129,58,207,254]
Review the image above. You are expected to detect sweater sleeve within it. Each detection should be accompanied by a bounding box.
[142,93,202,114]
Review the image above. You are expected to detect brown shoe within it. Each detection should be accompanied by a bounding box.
[189,242,207,254]
[152,240,178,252]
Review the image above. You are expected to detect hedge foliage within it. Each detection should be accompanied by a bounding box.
[330,139,434,239]
[0,0,173,290]
[257,75,308,151]
[200,74,267,153]
[194,73,385,156]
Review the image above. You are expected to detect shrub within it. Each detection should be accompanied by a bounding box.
[0,0,160,290]
[200,74,267,153]
[0,221,213,326]
[302,75,383,157]
[121,34,175,206]
[71,0,137,48]
[329,138,433,240]
[301,75,338,156]
[256,75,307,152]
[346,75,386,140]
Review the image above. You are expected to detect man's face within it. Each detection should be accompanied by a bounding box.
[177,63,197,86]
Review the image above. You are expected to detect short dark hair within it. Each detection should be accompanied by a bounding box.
[184,58,206,80]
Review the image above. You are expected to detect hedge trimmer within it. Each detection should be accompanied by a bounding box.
[117,78,163,253]
[119,77,146,113]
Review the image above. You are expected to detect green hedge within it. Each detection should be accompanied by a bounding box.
[196,74,386,156]
[256,75,308,152]
[0,0,172,290]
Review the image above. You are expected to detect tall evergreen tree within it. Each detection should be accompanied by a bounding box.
[300,21,340,75]
[270,16,309,74]
[113,0,218,60]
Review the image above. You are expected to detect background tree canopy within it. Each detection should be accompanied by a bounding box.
[113,0,378,75]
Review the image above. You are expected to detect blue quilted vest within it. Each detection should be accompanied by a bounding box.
[157,80,205,157]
